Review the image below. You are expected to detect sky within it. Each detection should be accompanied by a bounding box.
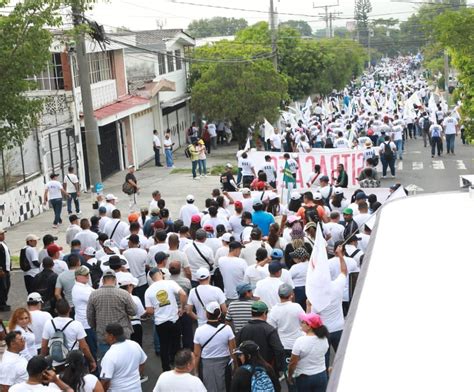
[88,0,420,32]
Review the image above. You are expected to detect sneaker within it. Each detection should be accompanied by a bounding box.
[193,177,200,180]
[382,176,386,179]
[52,224,58,229]
[77,211,82,214]
[391,175,396,178]
[140,375,149,384]
[432,155,434,158]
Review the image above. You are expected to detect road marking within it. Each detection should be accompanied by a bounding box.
[456,160,467,170]
[412,162,423,170]
[406,151,422,154]
[397,161,403,171]
[432,160,445,170]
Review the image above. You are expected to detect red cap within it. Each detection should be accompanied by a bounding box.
[47,244,63,257]
[367,129,374,136]
[298,312,323,328]
[153,220,165,230]
[203,224,214,233]
[255,181,266,190]
[234,201,243,209]
[191,215,201,224]
[128,212,140,222]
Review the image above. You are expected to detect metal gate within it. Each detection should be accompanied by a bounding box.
[44,127,78,178]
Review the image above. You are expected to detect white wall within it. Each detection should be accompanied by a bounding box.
[132,108,155,166]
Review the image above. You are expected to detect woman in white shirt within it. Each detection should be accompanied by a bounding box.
[118,273,146,346]
[288,313,329,392]
[61,350,103,392]
[9,308,36,360]
[289,248,309,311]
[193,302,236,392]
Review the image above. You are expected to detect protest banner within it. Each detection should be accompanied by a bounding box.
[248,149,372,188]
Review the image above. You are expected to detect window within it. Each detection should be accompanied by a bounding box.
[167,51,174,73]
[27,53,64,90]
[158,53,166,75]
[72,51,113,87]
[175,49,182,70]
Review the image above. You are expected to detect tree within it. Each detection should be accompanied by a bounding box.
[279,20,312,36]
[355,0,372,46]
[190,42,288,142]
[187,17,248,38]
[0,0,61,151]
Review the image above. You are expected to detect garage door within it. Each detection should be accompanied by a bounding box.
[133,108,155,166]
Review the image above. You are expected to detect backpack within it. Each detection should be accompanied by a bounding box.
[303,205,321,225]
[122,182,134,195]
[19,247,31,272]
[423,118,431,132]
[382,142,394,160]
[83,260,103,289]
[184,144,192,159]
[242,365,275,392]
[49,319,76,363]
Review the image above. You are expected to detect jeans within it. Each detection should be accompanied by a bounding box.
[446,134,455,153]
[67,193,80,214]
[192,160,199,178]
[381,157,395,177]
[431,136,442,156]
[50,198,63,225]
[154,148,162,166]
[295,371,328,392]
[153,327,160,353]
[211,136,217,150]
[325,329,343,369]
[394,139,403,160]
[423,130,431,147]
[155,321,181,371]
[85,328,97,360]
[180,313,194,350]
[198,159,207,175]
[236,168,242,185]
[165,149,174,167]
[294,286,307,311]
[97,342,110,360]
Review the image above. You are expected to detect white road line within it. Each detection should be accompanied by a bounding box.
[456,160,467,170]
[432,160,445,170]
[397,161,403,171]
[412,162,423,170]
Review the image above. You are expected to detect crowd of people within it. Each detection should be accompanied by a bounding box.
[0,55,463,392]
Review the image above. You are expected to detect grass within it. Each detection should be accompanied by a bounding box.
[11,255,19,269]
[170,168,192,175]
[170,165,238,176]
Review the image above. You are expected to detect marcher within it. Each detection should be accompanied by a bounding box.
[163,130,175,168]
[44,173,68,228]
[379,135,397,178]
[64,166,81,215]
[124,165,139,210]
[26,292,53,355]
[0,228,11,311]
[153,129,163,167]
[21,234,41,294]
[0,331,28,389]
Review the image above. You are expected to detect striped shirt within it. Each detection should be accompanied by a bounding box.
[225,299,254,333]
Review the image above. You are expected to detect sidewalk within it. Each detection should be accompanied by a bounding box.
[4,143,238,255]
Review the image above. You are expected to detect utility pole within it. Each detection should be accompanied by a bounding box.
[269,0,278,70]
[443,50,450,103]
[72,6,102,190]
[329,11,342,37]
[368,27,373,67]
[314,1,340,38]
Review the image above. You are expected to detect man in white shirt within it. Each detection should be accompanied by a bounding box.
[186,267,226,326]
[104,194,118,218]
[179,195,200,227]
[46,244,68,275]
[98,206,111,232]
[149,190,161,212]
[429,122,443,157]
[153,129,163,167]
[0,331,28,389]
[103,210,129,245]
[153,349,206,392]
[65,214,81,246]
[442,114,458,154]
[218,242,248,300]
[0,229,11,311]
[100,323,147,391]
[334,131,350,149]
[254,261,286,309]
[240,228,273,266]
[183,229,215,283]
[74,218,98,251]
[43,173,68,229]
[145,268,187,371]
[323,211,345,256]
[240,152,256,188]
[207,122,217,150]
[123,234,148,302]
[63,166,81,215]
[26,292,52,353]
[270,129,282,152]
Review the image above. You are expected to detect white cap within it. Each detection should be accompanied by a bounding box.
[128,164,135,169]
[186,194,195,202]
[117,272,139,287]
[334,187,344,195]
[105,194,118,201]
[241,188,251,195]
[290,191,301,201]
[313,192,323,200]
[221,233,232,242]
[268,192,279,201]
[26,234,39,242]
[196,267,210,280]
[103,239,117,248]
[84,247,96,256]
[205,301,221,314]
[225,163,233,169]
[27,292,43,303]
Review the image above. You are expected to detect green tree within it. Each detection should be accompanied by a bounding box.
[0,0,61,151]
[187,17,248,38]
[190,42,288,142]
[354,0,372,46]
[279,20,312,36]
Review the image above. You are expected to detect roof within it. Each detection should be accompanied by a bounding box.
[93,95,150,121]
[136,29,194,41]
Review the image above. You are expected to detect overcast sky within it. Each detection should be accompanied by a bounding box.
[88,0,419,32]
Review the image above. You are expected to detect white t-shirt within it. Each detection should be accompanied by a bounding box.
[217,256,247,299]
[187,285,226,326]
[14,326,36,361]
[430,124,443,138]
[240,158,254,176]
[207,123,217,138]
[0,350,28,387]
[72,282,94,330]
[64,173,79,193]
[45,180,63,200]
[292,335,329,377]
[315,274,345,333]
[183,242,215,281]
[10,383,59,391]
[262,163,276,183]
[25,246,40,278]
[442,116,458,135]
[100,340,147,392]
[214,246,229,267]
[254,277,285,309]
[153,371,207,392]
[74,230,98,251]
[147,243,170,266]
[243,264,269,287]
[179,204,200,227]
[123,248,148,286]
[52,259,68,275]
[334,138,350,149]
[103,219,129,245]
[329,257,359,302]
[270,134,282,150]
[193,324,234,358]
[228,215,244,237]
[145,280,182,325]
[240,241,273,266]
[289,261,308,287]
[98,215,111,232]
[29,310,53,349]
[267,302,305,350]
[42,317,87,365]
[153,135,161,148]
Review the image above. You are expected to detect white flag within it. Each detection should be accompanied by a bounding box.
[244,137,250,151]
[387,185,408,202]
[263,118,274,141]
[306,225,332,313]
[304,96,312,112]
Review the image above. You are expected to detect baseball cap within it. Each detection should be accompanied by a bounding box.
[105,194,118,201]
[236,283,253,296]
[241,188,251,195]
[26,234,40,242]
[151,207,160,215]
[221,233,232,242]
[128,212,140,222]
[268,261,283,274]
[304,222,317,231]
[252,198,263,207]
[365,140,373,146]
[271,249,283,260]
[251,301,268,313]
[313,192,323,201]
[154,251,169,263]
[225,163,233,169]
[186,194,195,202]
[268,192,279,201]
[50,173,59,179]
[98,206,107,214]
[205,301,220,314]
[191,215,201,224]
[355,192,367,200]
[278,283,294,297]
[74,266,90,277]
[103,270,116,279]
[128,164,135,169]
[234,201,243,209]
[0,229,6,235]
[229,241,245,251]
[196,267,210,280]
[117,272,139,287]
[320,175,330,182]
[334,188,344,195]
[27,292,43,303]
[46,244,62,256]
[290,191,301,201]
[233,340,260,356]
[203,224,214,233]
[287,215,301,225]
[299,312,323,328]
[343,208,353,215]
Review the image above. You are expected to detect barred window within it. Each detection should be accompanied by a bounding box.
[27,53,64,90]
[167,51,174,73]
[158,53,166,75]
[72,51,113,87]
[175,49,182,70]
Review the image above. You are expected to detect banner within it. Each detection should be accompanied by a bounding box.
[248,149,368,188]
